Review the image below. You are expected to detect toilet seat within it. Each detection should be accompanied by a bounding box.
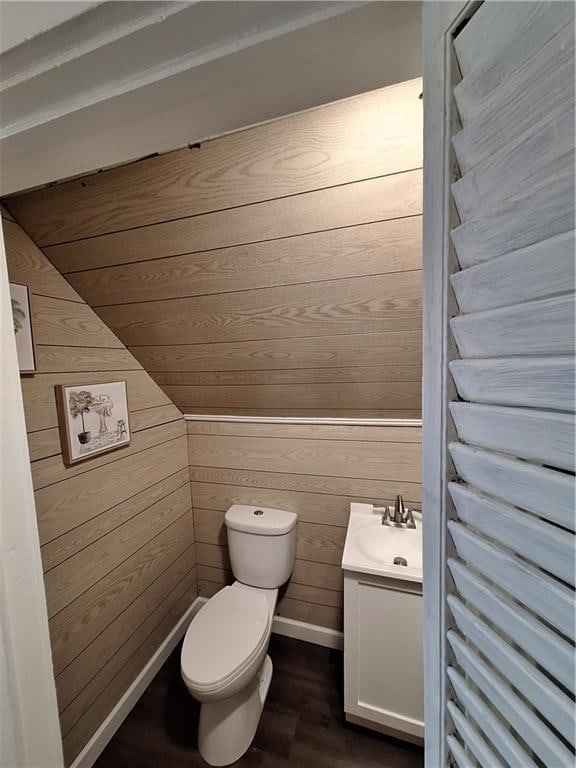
[181,585,271,696]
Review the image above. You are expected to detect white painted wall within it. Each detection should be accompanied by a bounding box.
[0,1,102,53]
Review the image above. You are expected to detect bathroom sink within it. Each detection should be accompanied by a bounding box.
[342,502,422,582]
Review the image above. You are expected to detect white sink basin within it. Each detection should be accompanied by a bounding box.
[342,502,422,582]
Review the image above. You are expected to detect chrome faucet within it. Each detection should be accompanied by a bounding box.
[374,496,417,528]
[392,494,406,524]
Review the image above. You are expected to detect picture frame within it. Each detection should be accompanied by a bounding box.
[55,380,131,466]
[10,282,36,373]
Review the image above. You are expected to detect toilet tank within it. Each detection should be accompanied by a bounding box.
[225,505,297,589]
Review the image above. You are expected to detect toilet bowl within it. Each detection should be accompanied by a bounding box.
[181,504,297,766]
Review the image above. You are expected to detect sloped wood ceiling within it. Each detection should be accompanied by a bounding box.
[7,78,423,416]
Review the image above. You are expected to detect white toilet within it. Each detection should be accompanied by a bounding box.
[181,504,297,766]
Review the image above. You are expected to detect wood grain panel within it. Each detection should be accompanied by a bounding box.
[188,434,420,482]
[11,79,422,246]
[30,294,124,348]
[21,369,169,432]
[35,345,142,373]
[1,205,15,221]
[11,86,423,419]
[187,421,421,442]
[99,271,422,346]
[41,468,190,571]
[192,484,382,527]
[189,420,421,630]
[68,217,422,305]
[28,403,181,463]
[190,466,421,505]
[195,542,230,570]
[2,218,81,302]
[275,597,342,631]
[57,549,196,717]
[4,213,195,766]
[62,578,197,764]
[194,513,346,566]
[153,366,422,388]
[32,419,185,489]
[45,171,423,273]
[291,559,343,592]
[36,435,188,544]
[183,408,422,418]
[45,483,191,617]
[132,331,423,373]
[195,558,341,608]
[50,512,194,675]
[169,381,421,412]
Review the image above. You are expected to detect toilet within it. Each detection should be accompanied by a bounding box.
[181,504,297,766]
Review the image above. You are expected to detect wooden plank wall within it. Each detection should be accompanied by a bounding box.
[1,211,196,766]
[187,419,422,630]
[7,78,423,417]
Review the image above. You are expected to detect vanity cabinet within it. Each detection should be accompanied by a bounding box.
[343,570,424,742]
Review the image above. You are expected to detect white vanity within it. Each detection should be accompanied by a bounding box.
[342,502,424,743]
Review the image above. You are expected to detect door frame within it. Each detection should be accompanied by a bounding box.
[0,216,63,767]
[421,3,476,766]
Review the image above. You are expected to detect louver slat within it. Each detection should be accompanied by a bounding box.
[448,521,575,637]
[453,24,575,174]
[448,596,575,745]
[447,701,505,768]
[449,443,576,531]
[450,294,574,358]
[449,402,575,471]
[448,632,574,767]
[450,231,575,313]
[449,357,576,411]
[453,1,553,78]
[448,560,575,691]
[450,167,574,267]
[449,483,575,584]
[446,734,475,768]
[453,2,574,122]
[447,668,538,768]
[452,111,574,222]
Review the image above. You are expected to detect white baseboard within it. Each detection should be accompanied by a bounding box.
[71,595,343,768]
[70,597,205,768]
[271,614,343,649]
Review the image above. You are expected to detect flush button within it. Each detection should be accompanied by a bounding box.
[253,509,264,515]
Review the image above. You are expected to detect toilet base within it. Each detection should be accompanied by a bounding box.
[198,655,273,766]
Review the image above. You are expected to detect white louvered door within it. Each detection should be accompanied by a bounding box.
[422,2,575,767]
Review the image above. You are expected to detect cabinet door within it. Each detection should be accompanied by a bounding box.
[344,574,423,739]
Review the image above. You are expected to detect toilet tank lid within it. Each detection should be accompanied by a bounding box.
[225,504,297,535]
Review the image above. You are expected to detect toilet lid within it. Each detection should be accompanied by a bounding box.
[181,586,270,690]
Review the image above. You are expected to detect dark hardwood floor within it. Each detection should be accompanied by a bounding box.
[94,634,424,767]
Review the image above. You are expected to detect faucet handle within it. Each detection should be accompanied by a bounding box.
[405,508,417,529]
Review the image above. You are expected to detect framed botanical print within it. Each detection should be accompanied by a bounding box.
[10,282,36,373]
[55,380,131,465]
